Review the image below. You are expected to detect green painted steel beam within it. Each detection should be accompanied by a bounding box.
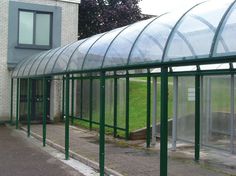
[99,71,105,176]
[113,74,118,138]
[27,78,31,137]
[65,74,70,160]
[71,75,74,125]
[16,79,19,129]
[43,77,47,147]
[195,75,200,161]
[89,78,93,130]
[146,74,151,148]
[125,74,130,140]
[160,66,168,176]
[62,77,65,121]
[10,78,13,125]
[80,78,83,118]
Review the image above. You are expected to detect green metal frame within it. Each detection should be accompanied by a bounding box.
[27,78,32,137]
[146,73,151,148]
[16,78,19,129]
[62,76,65,120]
[10,78,13,125]
[43,77,47,146]
[160,67,168,176]
[99,71,105,176]
[65,74,70,160]
[195,75,200,161]
[89,78,93,130]
[113,73,118,137]
[80,78,83,118]
[71,75,75,125]
[125,73,130,140]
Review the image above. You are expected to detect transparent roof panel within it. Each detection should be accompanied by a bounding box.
[29,50,53,76]
[12,56,29,77]
[36,47,61,75]
[44,43,73,74]
[103,18,154,68]
[67,33,104,72]
[165,0,233,61]
[17,53,42,77]
[83,27,126,71]
[52,40,85,74]
[214,2,236,56]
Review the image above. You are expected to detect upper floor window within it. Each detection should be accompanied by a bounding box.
[18,10,52,49]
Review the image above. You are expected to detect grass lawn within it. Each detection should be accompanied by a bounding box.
[74,77,174,137]
[74,75,232,137]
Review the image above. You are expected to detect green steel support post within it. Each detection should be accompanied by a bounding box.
[16,79,19,129]
[65,74,70,160]
[146,74,151,148]
[80,78,83,118]
[89,78,93,130]
[113,75,118,138]
[71,75,74,125]
[62,77,65,120]
[125,74,129,140]
[195,75,200,161]
[43,77,47,147]
[99,71,105,176]
[10,78,13,125]
[160,66,168,176]
[27,78,31,137]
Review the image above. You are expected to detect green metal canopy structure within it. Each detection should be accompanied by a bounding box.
[11,0,236,175]
[12,0,236,77]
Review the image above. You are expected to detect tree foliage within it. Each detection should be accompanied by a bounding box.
[78,0,143,39]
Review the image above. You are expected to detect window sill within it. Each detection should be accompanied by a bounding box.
[15,45,51,50]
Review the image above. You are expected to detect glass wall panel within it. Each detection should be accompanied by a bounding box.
[75,79,82,118]
[35,13,51,46]
[129,77,147,131]
[19,11,34,45]
[92,79,100,123]
[82,79,90,119]
[103,19,154,68]
[177,77,195,142]
[215,3,236,56]
[36,48,61,75]
[117,78,126,130]
[52,40,84,74]
[165,0,233,61]
[105,79,114,127]
[202,76,231,151]
[129,10,191,65]
[67,34,104,72]
[83,27,126,70]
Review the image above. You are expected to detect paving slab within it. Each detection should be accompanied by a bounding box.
[23,124,236,176]
[0,124,83,176]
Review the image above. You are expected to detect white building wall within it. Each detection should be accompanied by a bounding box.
[0,0,79,121]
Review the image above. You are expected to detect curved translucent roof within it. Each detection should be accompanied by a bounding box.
[13,0,236,78]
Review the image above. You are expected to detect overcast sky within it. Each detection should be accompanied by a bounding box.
[139,0,204,15]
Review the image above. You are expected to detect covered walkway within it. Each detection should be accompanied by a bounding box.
[10,0,236,175]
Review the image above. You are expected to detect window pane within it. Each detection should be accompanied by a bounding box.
[35,13,51,46]
[19,11,34,44]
